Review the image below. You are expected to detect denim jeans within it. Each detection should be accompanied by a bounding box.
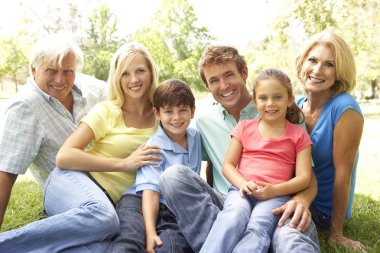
[0,168,119,253]
[159,165,224,252]
[201,187,289,253]
[160,165,321,253]
[107,194,145,253]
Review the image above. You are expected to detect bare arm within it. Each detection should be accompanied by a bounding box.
[142,190,162,253]
[272,171,317,232]
[222,138,246,189]
[206,161,213,187]
[0,171,18,228]
[56,123,161,172]
[330,109,365,251]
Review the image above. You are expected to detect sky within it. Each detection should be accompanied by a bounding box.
[0,0,285,48]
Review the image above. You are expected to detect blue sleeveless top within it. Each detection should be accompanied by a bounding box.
[296,93,363,219]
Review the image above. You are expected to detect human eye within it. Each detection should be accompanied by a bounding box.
[46,68,57,75]
[136,68,146,73]
[307,57,317,63]
[324,61,335,68]
[63,69,74,76]
[208,78,218,86]
[121,71,129,77]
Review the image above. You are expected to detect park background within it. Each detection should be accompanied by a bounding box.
[0,0,379,252]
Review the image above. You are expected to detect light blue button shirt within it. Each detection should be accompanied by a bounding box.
[134,124,201,205]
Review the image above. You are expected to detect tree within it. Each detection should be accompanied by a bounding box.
[81,4,124,81]
[0,33,29,92]
[251,0,380,97]
[133,0,214,90]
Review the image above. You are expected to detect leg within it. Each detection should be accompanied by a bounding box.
[271,217,321,253]
[155,204,193,253]
[159,165,224,252]
[0,168,119,253]
[233,196,290,253]
[107,194,146,253]
[200,187,252,253]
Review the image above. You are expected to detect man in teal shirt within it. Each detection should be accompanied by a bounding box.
[160,45,321,253]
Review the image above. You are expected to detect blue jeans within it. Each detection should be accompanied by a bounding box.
[201,187,289,253]
[159,165,321,253]
[0,168,119,253]
[159,165,225,252]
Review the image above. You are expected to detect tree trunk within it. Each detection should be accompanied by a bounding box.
[371,79,379,99]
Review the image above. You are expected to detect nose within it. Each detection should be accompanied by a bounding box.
[54,71,65,84]
[219,77,229,90]
[312,63,322,73]
[130,73,138,83]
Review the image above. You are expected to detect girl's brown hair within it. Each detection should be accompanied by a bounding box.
[253,68,304,124]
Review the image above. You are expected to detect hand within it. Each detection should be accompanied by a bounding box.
[272,198,311,232]
[146,234,163,253]
[239,181,258,196]
[122,144,161,171]
[329,233,367,253]
[250,181,276,200]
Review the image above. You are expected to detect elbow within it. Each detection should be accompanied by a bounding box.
[55,149,66,169]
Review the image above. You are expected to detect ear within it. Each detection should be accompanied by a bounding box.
[31,67,37,77]
[153,107,160,120]
[191,106,196,119]
[242,66,248,80]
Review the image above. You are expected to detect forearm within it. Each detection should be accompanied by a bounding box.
[56,148,123,172]
[142,190,160,237]
[330,170,351,235]
[291,172,317,207]
[0,171,18,228]
[222,163,246,189]
[272,174,311,197]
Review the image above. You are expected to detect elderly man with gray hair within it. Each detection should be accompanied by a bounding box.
[0,33,108,252]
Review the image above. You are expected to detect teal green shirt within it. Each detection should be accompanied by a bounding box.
[196,102,258,195]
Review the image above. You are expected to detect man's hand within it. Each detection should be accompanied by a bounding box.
[272,198,312,232]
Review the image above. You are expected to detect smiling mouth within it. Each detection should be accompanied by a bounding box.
[170,122,184,128]
[309,76,324,83]
[49,85,65,91]
[129,85,143,90]
[221,90,235,97]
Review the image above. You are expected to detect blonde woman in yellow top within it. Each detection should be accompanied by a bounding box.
[0,42,160,253]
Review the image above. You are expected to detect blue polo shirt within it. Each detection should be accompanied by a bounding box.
[134,124,201,205]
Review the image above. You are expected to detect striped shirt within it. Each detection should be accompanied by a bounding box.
[0,75,107,188]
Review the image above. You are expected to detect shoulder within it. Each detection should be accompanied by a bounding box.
[328,93,363,118]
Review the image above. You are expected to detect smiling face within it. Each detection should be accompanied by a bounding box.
[120,53,152,101]
[32,53,76,103]
[300,43,337,95]
[203,61,250,111]
[154,104,194,142]
[253,78,293,125]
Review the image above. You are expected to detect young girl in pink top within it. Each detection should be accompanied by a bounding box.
[200,68,313,253]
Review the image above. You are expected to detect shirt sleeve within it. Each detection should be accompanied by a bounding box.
[80,102,109,140]
[296,127,313,153]
[0,101,42,174]
[231,120,244,144]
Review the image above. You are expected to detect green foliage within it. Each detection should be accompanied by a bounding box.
[133,0,214,90]
[0,33,29,92]
[81,4,124,81]
[260,0,380,98]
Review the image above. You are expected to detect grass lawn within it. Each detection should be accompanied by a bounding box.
[0,95,379,252]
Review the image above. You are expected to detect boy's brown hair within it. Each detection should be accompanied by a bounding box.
[153,79,195,111]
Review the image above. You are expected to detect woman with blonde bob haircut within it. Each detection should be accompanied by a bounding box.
[295,31,365,251]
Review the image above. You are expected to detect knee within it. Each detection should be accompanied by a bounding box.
[159,165,189,193]
[86,202,120,236]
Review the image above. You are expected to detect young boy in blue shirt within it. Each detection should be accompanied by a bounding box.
[136,79,200,253]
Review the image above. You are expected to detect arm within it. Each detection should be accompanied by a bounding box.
[142,190,162,253]
[330,109,365,250]
[222,138,257,195]
[272,171,317,232]
[252,146,312,200]
[56,122,161,172]
[205,161,213,187]
[0,171,18,228]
